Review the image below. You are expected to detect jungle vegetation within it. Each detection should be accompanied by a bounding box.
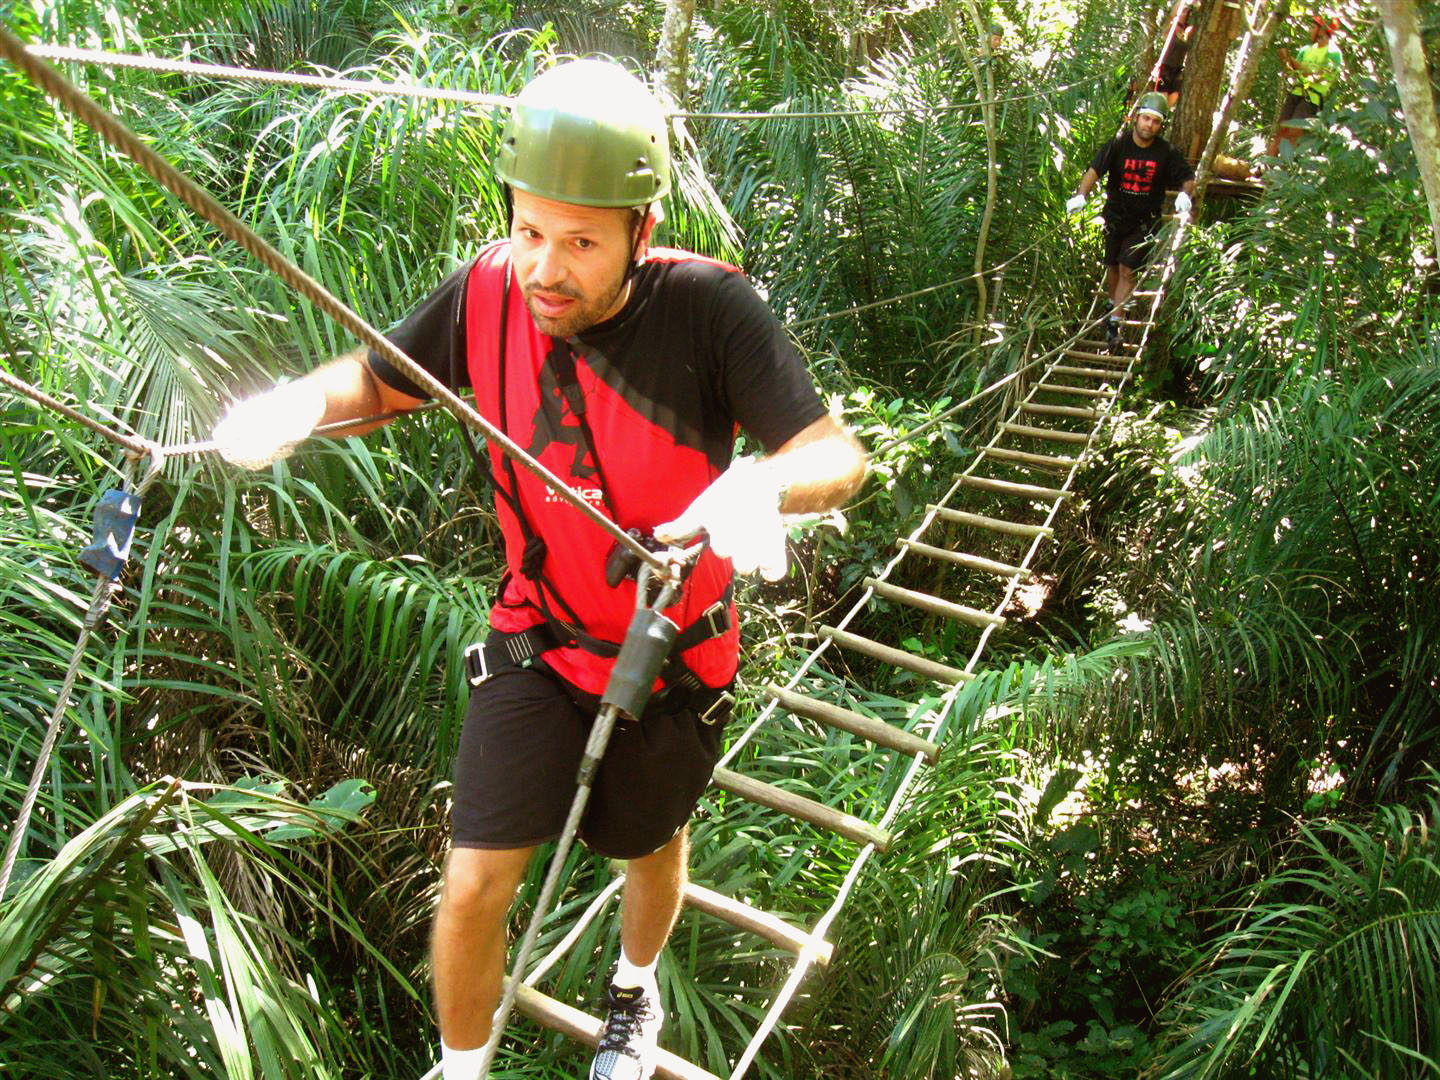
[1,0,1437,1076]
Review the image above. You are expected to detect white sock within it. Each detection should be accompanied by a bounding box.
[613,948,658,994]
[441,1040,485,1080]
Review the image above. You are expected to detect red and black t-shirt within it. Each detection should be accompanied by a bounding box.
[1089,132,1194,225]
[367,241,827,696]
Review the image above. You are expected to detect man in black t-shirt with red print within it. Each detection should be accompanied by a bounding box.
[211,60,867,1080]
[1067,92,1195,351]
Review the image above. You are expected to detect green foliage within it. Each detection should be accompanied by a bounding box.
[5,0,1439,1076]
[0,778,392,1079]
[796,713,1027,1079]
[1146,779,1440,1079]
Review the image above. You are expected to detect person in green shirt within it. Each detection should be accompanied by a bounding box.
[1267,13,1343,158]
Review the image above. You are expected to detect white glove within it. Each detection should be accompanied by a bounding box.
[653,456,788,582]
[1065,193,1088,214]
[212,381,327,470]
[1174,190,1193,217]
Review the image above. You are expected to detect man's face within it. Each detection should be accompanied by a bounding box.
[1310,21,1330,43]
[510,189,650,338]
[1134,112,1163,143]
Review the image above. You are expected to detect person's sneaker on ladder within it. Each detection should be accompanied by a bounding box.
[590,955,662,1080]
[1105,308,1123,354]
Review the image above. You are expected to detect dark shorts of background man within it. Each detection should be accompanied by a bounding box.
[1157,64,1183,94]
[1278,92,1322,126]
[1104,216,1160,270]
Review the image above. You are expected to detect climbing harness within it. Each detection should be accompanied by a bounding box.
[445,258,735,712]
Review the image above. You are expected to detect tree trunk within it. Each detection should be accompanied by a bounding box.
[1379,0,1440,268]
[1135,0,1166,98]
[1194,0,1286,204]
[960,0,998,343]
[653,0,697,109]
[1172,0,1244,160]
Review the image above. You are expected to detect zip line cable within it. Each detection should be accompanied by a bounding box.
[24,44,514,106]
[24,42,1107,120]
[672,75,1108,119]
[786,231,1049,330]
[0,26,665,578]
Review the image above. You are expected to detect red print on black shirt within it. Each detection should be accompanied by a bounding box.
[1121,157,1158,194]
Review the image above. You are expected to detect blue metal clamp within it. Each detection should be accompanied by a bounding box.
[79,489,142,579]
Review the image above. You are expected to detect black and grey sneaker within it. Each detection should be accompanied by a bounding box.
[589,981,662,1080]
[1105,315,1122,354]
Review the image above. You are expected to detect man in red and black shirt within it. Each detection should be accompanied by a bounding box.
[1066,92,1195,350]
[212,60,866,1080]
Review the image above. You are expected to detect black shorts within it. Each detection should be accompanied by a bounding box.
[1104,217,1160,270]
[451,659,727,860]
[1278,92,1321,127]
[1156,65,1182,94]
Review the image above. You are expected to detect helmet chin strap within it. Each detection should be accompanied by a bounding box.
[624,201,653,284]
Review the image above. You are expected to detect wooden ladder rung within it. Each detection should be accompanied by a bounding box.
[683,881,834,965]
[1036,382,1113,399]
[510,980,723,1080]
[957,473,1074,499]
[1076,342,1137,357]
[899,539,1028,578]
[863,576,1005,629]
[818,625,973,686]
[711,766,893,850]
[984,445,1078,469]
[1065,349,1130,363]
[926,505,1054,538]
[1052,364,1123,378]
[1022,402,1100,420]
[764,681,940,763]
[998,422,1089,445]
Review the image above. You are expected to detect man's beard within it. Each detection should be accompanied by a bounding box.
[522,274,629,338]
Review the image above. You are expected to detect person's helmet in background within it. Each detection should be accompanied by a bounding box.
[1135,91,1170,121]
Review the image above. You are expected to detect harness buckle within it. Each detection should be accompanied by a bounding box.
[701,599,728,641]
[464,641,490,687]
[699,691,736,726]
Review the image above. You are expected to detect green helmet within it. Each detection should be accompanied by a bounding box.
[495,59,671,208]
[1135,91,1169,121]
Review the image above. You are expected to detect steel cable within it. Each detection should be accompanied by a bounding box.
[0,366,158,458]
[25,43,1107,120]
